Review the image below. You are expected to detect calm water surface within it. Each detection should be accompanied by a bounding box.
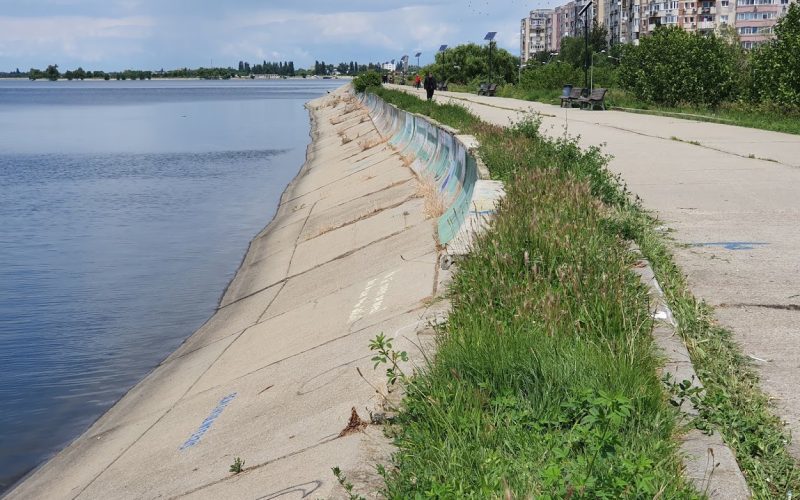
[0,79,342,490]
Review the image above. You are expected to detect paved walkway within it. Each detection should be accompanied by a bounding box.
[390,85,800,455]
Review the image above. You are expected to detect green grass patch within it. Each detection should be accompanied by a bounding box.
[372,87,697,498]
[371,86,800,498]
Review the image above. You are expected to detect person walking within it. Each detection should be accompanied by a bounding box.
[414,74,421,89]
[423,72,436,101]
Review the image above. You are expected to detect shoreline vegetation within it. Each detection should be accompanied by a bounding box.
[364,85,799,498]
[0,59,385,82]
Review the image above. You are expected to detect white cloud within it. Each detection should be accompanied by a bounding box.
[0,15,153,63]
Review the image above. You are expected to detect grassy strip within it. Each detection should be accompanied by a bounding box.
[631,220,800,498]
[444,83,800,136]
[379,90,800,498]
[372,87,696,498]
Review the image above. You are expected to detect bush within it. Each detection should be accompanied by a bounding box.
[750,3,800,108]
[618,26,743,107]
[352,70,382,93]
[520,61,583,91]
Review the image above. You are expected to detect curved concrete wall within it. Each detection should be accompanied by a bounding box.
[359,92,478,246]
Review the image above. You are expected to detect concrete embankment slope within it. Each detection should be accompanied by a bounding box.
[7,88,475,499]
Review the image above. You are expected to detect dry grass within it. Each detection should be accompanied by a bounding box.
[415,175,446,219]
[341,134,353,145]
[330,115,345,125]
[357,135,387,151]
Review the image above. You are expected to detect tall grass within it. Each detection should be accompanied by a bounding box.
[372,87,696,498]
[373,86,800,498]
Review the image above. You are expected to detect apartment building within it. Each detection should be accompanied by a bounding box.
[735,0,793,48]
[520,0,599,61]
[523,0,795,53]
[607,0,792,46]
[520,9,556,63]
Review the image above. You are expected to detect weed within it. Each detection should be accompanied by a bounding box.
[369,333,408,386]
[229,456,245,474]
[357,136,386,151]
[413,176,446,219]
[332,466,366,500]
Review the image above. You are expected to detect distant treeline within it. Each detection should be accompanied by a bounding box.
[313,61,386,76]
[6,59,390,81]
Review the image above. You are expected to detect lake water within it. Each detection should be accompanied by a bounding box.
[0,78,342,491]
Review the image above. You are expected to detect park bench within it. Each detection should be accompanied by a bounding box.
[478,83,489,95]
[578,88,607,110]
[560,86,584,107]
[437,80,449,91]
[486,83,498,96]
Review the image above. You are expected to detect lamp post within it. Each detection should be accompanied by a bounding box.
[415,52,422,70]
[591,49,605,91]
[438,44,448,82]
[578,1,594,91]
[484,32,497,85]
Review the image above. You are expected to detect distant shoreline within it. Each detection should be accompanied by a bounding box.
[0,76,354,82]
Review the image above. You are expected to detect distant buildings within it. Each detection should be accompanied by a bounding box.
[521,1,598,63]
[520,0,796,62]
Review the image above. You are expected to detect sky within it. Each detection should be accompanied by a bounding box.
[0,0,557,72]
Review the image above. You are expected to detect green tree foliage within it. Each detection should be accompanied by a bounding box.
[557,22,608,69]
[426,43,518,85]
[618,26,743,106]
[45,64,60,81]
[520,61,584,91]
[353,70,382,92]
[750,3,800,107]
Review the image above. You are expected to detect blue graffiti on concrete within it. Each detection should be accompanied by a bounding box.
[179,392,237,450]
[692,241,769,251]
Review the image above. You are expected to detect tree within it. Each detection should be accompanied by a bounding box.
[426,43,518,85]
[618,26,743,106]
[750,3,800,107]
[45,64,60,81]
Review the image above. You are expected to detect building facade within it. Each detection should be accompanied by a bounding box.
[523,0,795,54]
[521,0,602,62]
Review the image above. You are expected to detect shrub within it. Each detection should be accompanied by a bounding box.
[520,61,584,91]
[353,70,382,93]
[618,26,743,107]
[750,3,800,108]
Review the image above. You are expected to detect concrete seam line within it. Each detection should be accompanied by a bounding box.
[630,247,751,498]
[189,303,432,397]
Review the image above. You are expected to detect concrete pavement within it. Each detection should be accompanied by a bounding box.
[7,89,448,499]
[390,84,800,458]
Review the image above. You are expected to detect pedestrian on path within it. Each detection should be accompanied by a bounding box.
[414,74,421,89]
[423,72,436,101]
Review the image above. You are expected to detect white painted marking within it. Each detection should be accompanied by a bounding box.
[348,270,398,324]
[348,278,376,323]
[369,270,397,314]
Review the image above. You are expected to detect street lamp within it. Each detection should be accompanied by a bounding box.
[415,52,422,70]
[484,32,497,85]
[439,44,448,82]
[591,49,604,91]
[578,1,594,91]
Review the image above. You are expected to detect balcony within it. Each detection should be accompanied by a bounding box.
[699,20,715,28]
